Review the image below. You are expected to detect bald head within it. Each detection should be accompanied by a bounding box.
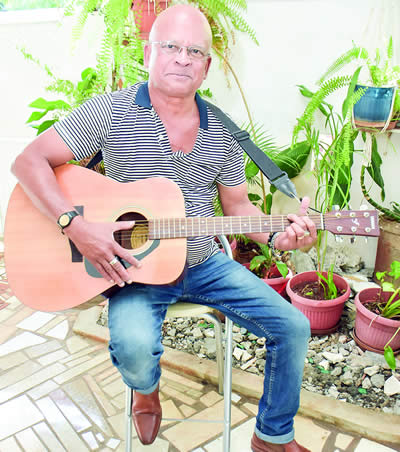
[149,4,212,51]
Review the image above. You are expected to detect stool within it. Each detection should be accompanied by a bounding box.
[125,235,234,452]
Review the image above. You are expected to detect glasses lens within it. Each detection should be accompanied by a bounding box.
[160,42,179,54]
[187,46,206,59]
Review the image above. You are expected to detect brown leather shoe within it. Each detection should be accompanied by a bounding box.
[131,386,162,445]
[251,433,311,452]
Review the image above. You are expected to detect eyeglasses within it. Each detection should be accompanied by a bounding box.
[150,41,209,60]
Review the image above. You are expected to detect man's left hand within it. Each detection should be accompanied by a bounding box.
[274,196,317,251]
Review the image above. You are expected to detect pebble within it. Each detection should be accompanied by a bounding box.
[157,284,400,414]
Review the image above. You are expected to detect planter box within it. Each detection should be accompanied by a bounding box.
[286,271,350,333]
[354,288,400,352]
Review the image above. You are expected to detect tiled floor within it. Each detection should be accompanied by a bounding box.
[0,250,399,452]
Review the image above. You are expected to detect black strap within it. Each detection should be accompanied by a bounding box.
[86,101,297,198]
[86,151,103,170]
[204,100,297,199]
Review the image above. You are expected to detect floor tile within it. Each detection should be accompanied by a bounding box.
[50,388,92,432]
[16,311,56,331]
[293,415,331,451]
[82,431,99,450]
[0,395,44,440]
[27,379,60,400]
[37,348,69,366]
[0,351,27,371]
[25,339,61,358]
[205,417,255,452]
[0,362,66,403]
[63,378,114,436]
[0,360,41,390]
[15,427,46,451]
[45,319,69,339]
[35,396,89,451]
[354,438,397,451]
[162,399,247,452]
[33,421,66,451]
[200,390,223,407]
[66,335,90,354]
[0,436,23,452]
[53,352,109,384]
[0,332,46,357]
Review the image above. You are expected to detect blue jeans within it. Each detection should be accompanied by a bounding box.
[108,252,310,444]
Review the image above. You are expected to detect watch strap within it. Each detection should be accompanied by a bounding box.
[57,211,80,234]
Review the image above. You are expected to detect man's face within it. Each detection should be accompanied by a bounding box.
[144,13,212,98]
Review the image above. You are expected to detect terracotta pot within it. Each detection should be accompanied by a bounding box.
[132,0,168,39]
[354,288,400,352]
[243,263,293,296]
[374,217,400,289]
[286,271,350,333]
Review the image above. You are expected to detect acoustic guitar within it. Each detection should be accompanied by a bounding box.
[4,164,379,312]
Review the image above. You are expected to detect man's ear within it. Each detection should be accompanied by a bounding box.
[143,43,151,68]
[203,55,212,79]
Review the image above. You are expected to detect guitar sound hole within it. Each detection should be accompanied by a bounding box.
[113,212,148,250]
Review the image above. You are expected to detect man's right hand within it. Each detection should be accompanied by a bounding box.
[64,216,141,287]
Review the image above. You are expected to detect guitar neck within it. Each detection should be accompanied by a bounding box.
[149,214,323,239]
[148,210,379,239]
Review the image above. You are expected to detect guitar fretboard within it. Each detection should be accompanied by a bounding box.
[148,215,325,239]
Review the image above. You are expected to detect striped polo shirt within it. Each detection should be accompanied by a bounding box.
[54,82,246,267]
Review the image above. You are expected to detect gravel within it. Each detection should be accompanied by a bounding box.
[160,297,400,415]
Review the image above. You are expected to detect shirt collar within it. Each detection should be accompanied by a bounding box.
[135,81,208,130]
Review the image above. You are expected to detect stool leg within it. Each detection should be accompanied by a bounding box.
[125,386,133,452]
[200,312,224,394]
[223,317,233,452]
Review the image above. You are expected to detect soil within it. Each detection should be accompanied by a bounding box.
[291,280,346,301]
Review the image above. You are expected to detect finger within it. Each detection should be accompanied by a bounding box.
[287,214,308,231]
[94,262,115,284]
[116,247,142,269]
[112,221,135,232]
[302,217,317,239]
[298,196,310,216]
[106,260,129,287]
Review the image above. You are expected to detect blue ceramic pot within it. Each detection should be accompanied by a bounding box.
[353,85,395,123]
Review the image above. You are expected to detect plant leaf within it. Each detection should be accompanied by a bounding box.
[384,346,396,370]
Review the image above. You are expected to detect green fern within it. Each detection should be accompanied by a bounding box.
[293,75,352,144]
[317,46,368,85]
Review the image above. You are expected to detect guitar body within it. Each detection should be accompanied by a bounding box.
[4,164,187,312]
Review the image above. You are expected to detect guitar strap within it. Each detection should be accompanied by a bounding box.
[85,99,297,199]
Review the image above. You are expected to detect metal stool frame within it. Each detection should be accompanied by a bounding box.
[125,234,233,452]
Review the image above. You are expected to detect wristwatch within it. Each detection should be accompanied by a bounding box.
[57,211,80,234]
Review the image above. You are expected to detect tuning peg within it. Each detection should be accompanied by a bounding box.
[335,235,344,243]
[350,236,356,244]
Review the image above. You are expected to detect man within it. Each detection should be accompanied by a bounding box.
[11,5,315,451]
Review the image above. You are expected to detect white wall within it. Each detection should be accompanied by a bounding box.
[1,0,398,267]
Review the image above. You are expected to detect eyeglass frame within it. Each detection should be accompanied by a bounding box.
[149,40,210,60]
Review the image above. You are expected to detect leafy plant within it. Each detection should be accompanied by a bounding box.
[318,37,400,118]
[316,265,338,300]
[249,243,288,279]
[369,260,400,371]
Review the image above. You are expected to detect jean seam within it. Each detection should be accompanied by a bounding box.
[182,293,277,426]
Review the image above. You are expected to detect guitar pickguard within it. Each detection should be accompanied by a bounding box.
[84,239,160,278]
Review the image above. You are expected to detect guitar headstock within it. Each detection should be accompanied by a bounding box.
[323,210,380,237]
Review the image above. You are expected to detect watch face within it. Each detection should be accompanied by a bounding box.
[59,214,71,227]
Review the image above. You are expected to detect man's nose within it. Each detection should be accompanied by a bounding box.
[175,47,191,64]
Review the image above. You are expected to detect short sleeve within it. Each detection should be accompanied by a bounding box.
[215,134,246,186]
[53,93,113,161]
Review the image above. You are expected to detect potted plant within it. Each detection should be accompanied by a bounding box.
[246,242,292,296]
[354,260,400,370]
[132,0,169,39]
[286,266,351,335]
[317,36,400,131]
